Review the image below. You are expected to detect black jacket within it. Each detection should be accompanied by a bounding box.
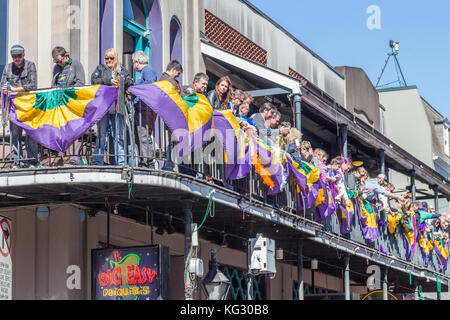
[91,64,134,88]
[207,90,227,110]
[91,64,134,113]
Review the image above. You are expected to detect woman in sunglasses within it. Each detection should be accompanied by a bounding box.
[91,48,134,166]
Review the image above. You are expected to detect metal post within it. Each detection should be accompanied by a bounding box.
[293,93,302,133]
[297,240,304,300]
[434,185,440,214]
[341,124,348,158]
[341,124,348,186]
[379,149,385,176]
[344,255,350,300]
[382,268,388,300]
[411,170,416,202]
[183,200,194,300]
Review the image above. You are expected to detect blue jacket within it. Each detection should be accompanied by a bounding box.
[134,65,157,107]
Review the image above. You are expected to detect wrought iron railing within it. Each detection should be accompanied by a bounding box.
[0,97,448,277]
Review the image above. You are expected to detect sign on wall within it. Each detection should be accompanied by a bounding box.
[0,216,12,300]
[91,245,169,300]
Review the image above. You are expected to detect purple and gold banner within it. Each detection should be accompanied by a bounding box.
[8,85,118,152]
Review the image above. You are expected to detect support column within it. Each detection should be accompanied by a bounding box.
[344,255,350,300]
[341,124,348,159]
[379,149,385,176]
[410,170,416,202]
[183,200,194,300]
[293,93,302,133]
[341,124,349,186]
[297,240,304,300]
[382,268,388,300]
[434,185,440,214]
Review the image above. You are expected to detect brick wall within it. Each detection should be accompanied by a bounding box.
[205,10,267,66]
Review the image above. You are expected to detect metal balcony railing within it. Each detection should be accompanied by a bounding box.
[0,99,448,277]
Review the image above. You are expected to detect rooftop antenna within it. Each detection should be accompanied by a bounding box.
[375,40,407,88]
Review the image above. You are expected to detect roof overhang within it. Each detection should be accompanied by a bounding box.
[200,41,301,94]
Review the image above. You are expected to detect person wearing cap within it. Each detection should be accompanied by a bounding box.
[365,173,405,213]
[0,45,39,168]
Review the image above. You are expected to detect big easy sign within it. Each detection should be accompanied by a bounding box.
[91,245,169,300]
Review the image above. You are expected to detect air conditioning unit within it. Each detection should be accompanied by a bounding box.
[247,233,276,278]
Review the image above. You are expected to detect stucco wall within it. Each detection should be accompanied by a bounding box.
[379,87,434,167]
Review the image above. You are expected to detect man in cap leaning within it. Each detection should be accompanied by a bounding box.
[0,45,39,168]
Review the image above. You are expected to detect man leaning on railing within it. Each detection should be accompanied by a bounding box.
[132,51,158,168]
[51,46,86,166]
[0,45,39,169]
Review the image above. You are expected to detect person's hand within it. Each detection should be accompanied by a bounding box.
[335,173,341,179]
[111,79,120,87]
[185,87,194,94]
[2,84,7,93]
[280,127,290,135]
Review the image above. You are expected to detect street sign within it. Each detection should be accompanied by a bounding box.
[0,216,12,300]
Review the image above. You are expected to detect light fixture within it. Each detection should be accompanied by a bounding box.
[166,216,176,234]
[201,249,231,300]
[155,224,165,235]
[275,248,284,260]
[221,232,229,248]
[311,258,318,270]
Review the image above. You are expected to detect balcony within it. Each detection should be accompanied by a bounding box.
[0,91,448,298]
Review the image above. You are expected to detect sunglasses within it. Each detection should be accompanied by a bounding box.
[12,54,23,59]
[105,57,115,61]
[54,58,65,64]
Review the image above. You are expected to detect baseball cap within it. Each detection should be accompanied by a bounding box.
[10,45,25,55]
[377,173,386,180]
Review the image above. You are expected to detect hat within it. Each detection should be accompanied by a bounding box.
[10,45,24,55]
[353,161,364,167]
[377,173,386,180]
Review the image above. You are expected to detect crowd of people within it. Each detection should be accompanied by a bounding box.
[2,44,449,259]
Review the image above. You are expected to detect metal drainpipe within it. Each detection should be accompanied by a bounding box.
[293,93,302,133]
[379,149,385,176]
[298,240,304,300]
[411,170,416,202]
[344,255,350,300]
[382,268,388,300]
[434,185,440,214]
[183,200,194,300]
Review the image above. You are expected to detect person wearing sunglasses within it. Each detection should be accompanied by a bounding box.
[91,48,134,166]
[0,45,39,168]
[51,46,85,89]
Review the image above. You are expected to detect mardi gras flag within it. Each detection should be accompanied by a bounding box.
[353,197,378,242]
[251,137,287,195]
[291,159,321,210]
[128,81,213,156]
[314,179,335,222]
[212,110,251,180]
[8,85,118,152]
[387,211,403,237]
[418,233,434,267]
[339,198,355,234]
[401,212,417,261]
[434,235,449,272]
